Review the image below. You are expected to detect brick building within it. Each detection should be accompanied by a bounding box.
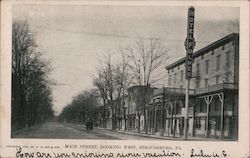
[115,33,238,139]
[164,33,239,139]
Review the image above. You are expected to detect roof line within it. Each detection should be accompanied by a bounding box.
[165,33,239,70]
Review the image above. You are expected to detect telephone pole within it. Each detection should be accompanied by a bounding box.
[184,6,195,140]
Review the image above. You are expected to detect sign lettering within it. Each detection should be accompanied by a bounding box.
[185,7,195,79]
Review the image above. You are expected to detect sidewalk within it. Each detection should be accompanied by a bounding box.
[95,127,236,141]
[67,123,236,141]
[102,128,182,141]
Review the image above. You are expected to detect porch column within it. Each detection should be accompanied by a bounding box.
[161,98,165,136]
[170,103,174,136]
[166,103,169,137]
[218,93,224,139]
[204,95,214,137]
[154,105,157,133]
[149,107,152,133]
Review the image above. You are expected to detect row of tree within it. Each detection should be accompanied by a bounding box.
[11,21,54,132]
[92,39,169,132]
[57,39,169,132]
[58,90,101,125]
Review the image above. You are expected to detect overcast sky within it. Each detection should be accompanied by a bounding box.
[13,4,239,115]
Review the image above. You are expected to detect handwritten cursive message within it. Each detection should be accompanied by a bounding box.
[15,147,229,158]
[190,149,228,158]
[15,147,182,158]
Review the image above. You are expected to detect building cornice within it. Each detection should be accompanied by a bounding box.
[165,33,239,70]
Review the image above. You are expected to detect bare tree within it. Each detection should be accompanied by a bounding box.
[93,51,132,130]
[125,39,169,86]
[12,21,54,132]
[93,71,109,127]
[124,38,169,134]
[113,51,132,130]
[93,54,117,129]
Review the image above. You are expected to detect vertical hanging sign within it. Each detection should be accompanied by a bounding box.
[185,7,195,79]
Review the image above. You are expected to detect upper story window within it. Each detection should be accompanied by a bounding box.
[201,55,204,60]
[174,73,177,87]
[226,51,231,68]
[216,75,220,84]
[196,78,201,89]
[216,55,221,71]
[205,60,209,74]
[168,75,171,86]
[196,63,200,76]
[180,70,184,82]
[225,72,231,83]
[205,79,208,87]
[180,85,183,89]
[222,45,225,50]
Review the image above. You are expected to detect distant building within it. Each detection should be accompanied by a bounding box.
[126,85,155,133]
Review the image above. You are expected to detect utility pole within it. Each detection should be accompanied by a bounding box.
[184,6,195,140]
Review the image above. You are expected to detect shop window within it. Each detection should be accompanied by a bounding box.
[175,102,181,115]
[200,102,207,113]
[214,98,220,111]
[195,117,201,129]
[216,117,221,130]
[168,119,171,128]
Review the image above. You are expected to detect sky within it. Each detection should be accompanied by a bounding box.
[12,4,239,115]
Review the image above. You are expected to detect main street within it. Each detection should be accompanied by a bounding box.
[13,122,164,140]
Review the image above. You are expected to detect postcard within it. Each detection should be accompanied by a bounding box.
[0,0,249,158]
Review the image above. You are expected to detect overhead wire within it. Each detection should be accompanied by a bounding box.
[34,25,214,44]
